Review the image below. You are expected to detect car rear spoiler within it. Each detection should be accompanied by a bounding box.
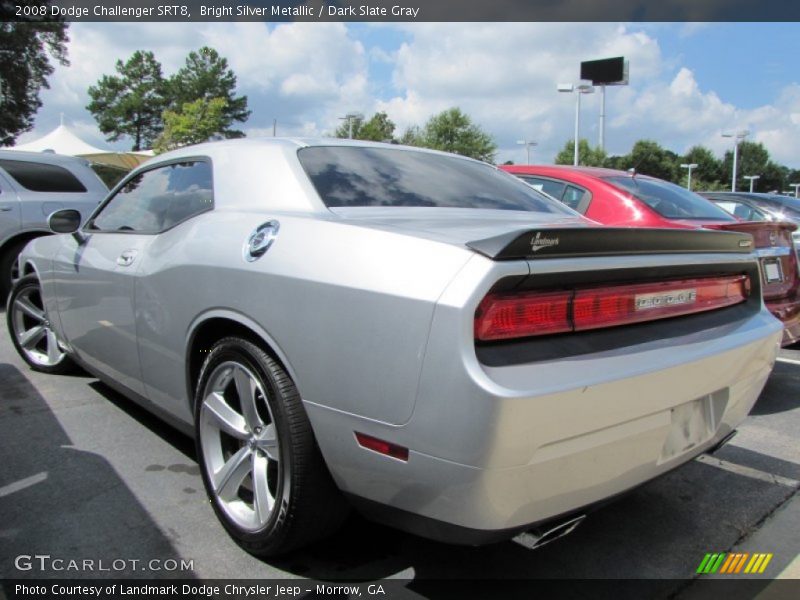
[466,227,755,261]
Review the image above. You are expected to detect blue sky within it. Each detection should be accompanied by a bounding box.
[20,22,800,169]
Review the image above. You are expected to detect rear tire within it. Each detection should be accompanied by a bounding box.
[7,274,76,374]
[194,336,348,556]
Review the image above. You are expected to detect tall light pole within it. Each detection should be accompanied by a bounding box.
[680,163,698,190]
[339,112,364,139]
[721,130,749,192]
[790,183,800,198]
[558,83,594,166]
[743,175,760,193]
[516,139,537,165]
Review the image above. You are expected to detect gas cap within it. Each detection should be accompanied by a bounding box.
[243,220,280,262]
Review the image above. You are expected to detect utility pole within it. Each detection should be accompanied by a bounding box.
[680,163,698,190]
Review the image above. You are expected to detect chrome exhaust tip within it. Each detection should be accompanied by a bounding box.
[513,514,586,550]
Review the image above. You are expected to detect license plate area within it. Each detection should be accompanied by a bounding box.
[660,389,728,462]
[762,257,784,284]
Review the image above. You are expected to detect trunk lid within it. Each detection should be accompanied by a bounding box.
[711,221,799,300]
[328,207,590,249]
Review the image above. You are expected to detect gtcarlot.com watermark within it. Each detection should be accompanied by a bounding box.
[14,554,194,573]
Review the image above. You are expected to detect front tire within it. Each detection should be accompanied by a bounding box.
[194,336,348,556]
[7,274,76,374]
[0,239,29,302]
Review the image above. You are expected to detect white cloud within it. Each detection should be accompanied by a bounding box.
[25,22,369,147]
[16,22,800,168]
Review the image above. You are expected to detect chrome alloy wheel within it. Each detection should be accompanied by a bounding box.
[10,285,67,367]
[199,361,283,532]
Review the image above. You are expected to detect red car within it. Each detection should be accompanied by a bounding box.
[501,165,800,346]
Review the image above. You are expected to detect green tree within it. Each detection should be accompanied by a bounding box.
[626,139,679,181]
[334,111,396,142]
[0,13,69,146]
[168,47,250,139]
[398,126,423,147]
[87,50,167,150]
[723,141,787,193]
[416,108,496,162]
[554,139,607,167]
[154,97,228,153]
[681,145,724,191]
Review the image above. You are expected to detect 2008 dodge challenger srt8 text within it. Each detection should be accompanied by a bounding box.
[7,139,782,555]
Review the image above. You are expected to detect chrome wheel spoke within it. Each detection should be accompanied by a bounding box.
[233,366,262,430]
[255,423,280,461]
[46,329,62,364]
[203,392,248,440]
[19,325,46,349]
[200,358,284,533]
[15,298,45,322]
[252,451,274,525]
[213,446,252,501]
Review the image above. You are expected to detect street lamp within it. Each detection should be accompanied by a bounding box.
[558,83,594,166]
[339,112,364,139]
[680,163,698,190]
[790,183,800,198]
[721,130,749,192]
[516,139,537,165]
[743,175,760,193]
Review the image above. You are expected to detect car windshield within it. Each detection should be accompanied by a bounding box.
[606,176,736,221]
[298,146,573,214]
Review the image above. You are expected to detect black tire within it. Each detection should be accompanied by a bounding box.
[0,238,30,302]
[194,336,348,556]
[6,274,77,374]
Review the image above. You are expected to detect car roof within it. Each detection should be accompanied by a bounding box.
[0,149,95,168]
[155,137,487,165]
[502,164,655,181]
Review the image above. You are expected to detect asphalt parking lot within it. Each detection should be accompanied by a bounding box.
[0,306,798,597]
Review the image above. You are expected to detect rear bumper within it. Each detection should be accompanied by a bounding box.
[307,311,781,541]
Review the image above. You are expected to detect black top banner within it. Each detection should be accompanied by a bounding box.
[3,0,800,22]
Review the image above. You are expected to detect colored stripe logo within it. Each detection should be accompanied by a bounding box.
[697,553,773,574]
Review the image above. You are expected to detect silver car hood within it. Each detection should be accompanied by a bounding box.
[328,207,590,249]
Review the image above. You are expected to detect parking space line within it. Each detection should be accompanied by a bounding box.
[775,357,800,366]
[696,455,799,488]
[0,471,48,498]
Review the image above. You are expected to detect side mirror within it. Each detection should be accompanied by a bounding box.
[48,209,86,244]
[48,209,82,233]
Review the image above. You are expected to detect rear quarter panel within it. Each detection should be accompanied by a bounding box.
[134,211,474,426]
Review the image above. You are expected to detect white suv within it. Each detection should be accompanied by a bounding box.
[0,150,108,299]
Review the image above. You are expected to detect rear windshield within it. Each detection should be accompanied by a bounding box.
[298,146,572,214]
[606,176,735,221]
[762,195,800,215]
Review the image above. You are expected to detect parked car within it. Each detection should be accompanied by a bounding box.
[699,191,800,262]
[0,150,107,299]
[8,139,782,555]
[502,165,800,346]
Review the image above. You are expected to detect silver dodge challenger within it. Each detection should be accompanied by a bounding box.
[6,139,782,556]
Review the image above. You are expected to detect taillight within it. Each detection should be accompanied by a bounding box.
[475,290,571,340]
[475,275,749,342]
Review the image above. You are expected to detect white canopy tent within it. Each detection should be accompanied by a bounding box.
[10,123,153,170]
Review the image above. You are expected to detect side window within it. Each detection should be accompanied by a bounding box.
[519,176,566,201]
[732,202,765,221]
[0,159,88,193]
[91,161,213,233]
[562,185,589,212]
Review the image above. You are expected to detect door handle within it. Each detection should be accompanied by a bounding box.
[0,206,13,212]
[117,250,137,267]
